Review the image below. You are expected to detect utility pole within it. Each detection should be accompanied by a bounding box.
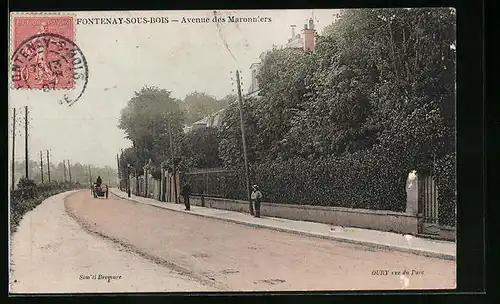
[120,149,124,190]
[168,123,178,203]
[63,160,67,182]
[11,108,16,190]
[88,165,92,185]
[127,164,131,197]
[24,106,29,179]
[85,165,89,186]
[40,151,44,183]
[67,160,72,183]
[133,142,139,195]
[235,70,253,215]
[117,153,121,190]
[46,150,51,183]
[142,140,148,198]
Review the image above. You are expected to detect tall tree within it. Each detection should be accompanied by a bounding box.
[118,86,185,178]
[255,48,316,160]
[182,127,223,169]
[182,91,226,124]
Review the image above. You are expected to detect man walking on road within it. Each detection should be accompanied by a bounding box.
[251,184,262,218]
[181,182,191,211]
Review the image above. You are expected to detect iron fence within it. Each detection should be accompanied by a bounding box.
[182,168,246,199]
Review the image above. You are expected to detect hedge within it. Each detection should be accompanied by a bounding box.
[10,181,83,234]
[253,150,408,212]
[185,149,455,227]
[434,152,456,226]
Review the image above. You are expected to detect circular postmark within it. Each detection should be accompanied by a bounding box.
[10,32,88,107]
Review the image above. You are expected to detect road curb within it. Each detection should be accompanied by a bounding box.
[111,190,455,261]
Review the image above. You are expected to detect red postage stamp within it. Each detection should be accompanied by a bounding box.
[11,15,75,89]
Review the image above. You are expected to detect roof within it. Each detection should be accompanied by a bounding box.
[186,108,226,132]
[285,36,303,49]
[249,62,261,69]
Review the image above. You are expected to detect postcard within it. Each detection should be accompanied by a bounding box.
[8,9,456,293]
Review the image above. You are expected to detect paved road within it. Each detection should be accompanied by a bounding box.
[63,190,456,291]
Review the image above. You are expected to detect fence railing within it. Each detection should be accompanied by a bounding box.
[182,169,246,199]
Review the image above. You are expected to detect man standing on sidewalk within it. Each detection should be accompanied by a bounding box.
[181,182,191,211]
[251,184,262,218]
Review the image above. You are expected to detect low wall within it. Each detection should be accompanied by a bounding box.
[189,196,419,235]
[439,226,456,241]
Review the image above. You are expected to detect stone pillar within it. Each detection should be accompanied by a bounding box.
[160,168,164,202]
[405,170,418,215]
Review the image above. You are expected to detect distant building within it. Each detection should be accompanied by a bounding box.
[247,18,317,95]
[183,108,226,133]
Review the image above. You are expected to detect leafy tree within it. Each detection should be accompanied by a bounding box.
[12,160,116,187]
[182,91,227,124]
[182,127,223,169]
[218,96,260,173]
[118,86,185,178]
[218,94,236,108]
[254,48,316,160]
[216,8,456,216]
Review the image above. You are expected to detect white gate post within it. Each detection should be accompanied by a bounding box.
[405,170,419,215]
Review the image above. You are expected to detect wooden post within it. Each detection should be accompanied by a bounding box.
[160,168,164,202]
[24,106,29,179]
[63,160,67,182]
[169,124,178,203]
[67,160,72,183]
[46,150,51,183]
[236,70,253,215]
[11,108,16,190]
[40,151,44,183]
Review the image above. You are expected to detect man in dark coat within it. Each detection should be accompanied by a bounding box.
[181,182,191,211]
[96,175,102,187]
[251,184,263,218]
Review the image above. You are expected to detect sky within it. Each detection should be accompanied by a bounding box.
[8,9,340,171]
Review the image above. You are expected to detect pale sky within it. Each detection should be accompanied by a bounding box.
[8,9,340,170]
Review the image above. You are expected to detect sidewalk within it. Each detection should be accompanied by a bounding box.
[110,189,455,261]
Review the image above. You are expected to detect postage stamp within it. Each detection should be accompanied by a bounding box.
[10,14,88,106]
[11,16,76,90]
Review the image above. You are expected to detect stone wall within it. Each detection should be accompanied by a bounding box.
[189,196,420,235]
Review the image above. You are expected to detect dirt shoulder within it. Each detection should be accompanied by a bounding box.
[9,190,215,293]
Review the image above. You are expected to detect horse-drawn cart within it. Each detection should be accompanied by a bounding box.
[92,183,109,199]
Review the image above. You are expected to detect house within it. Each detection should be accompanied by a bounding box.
[247,18,317,95]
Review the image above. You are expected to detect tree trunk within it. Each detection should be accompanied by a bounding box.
[387,21,399,82]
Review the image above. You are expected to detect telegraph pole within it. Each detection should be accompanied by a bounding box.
[46,150,51,182]
[88,165,92,185]
[40,151,44,183]
[133,141,139,195]
[67,160,72,183]
[24,106,29,179]
[11,108,16,190]
[120,149,123,187]
[235,70,253,215]
[117,153,121,190]
[63,160,67,182]
[168,123,178,203]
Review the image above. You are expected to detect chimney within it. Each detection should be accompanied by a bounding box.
[291,25,296,38]
[303,19,316,52]
[308,18,314,30]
